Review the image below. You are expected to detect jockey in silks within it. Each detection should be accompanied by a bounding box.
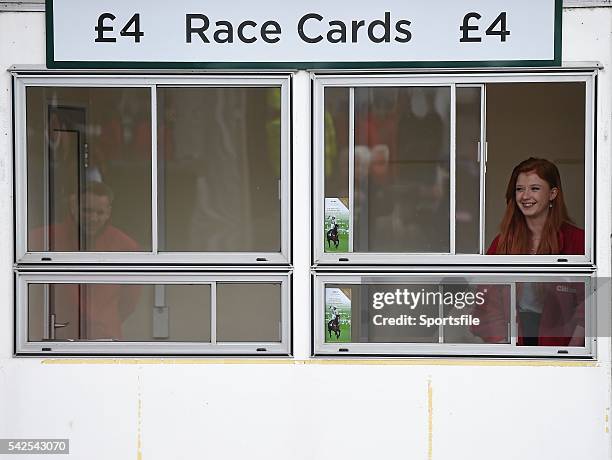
[329,216,338,234]
[330,305,340,323]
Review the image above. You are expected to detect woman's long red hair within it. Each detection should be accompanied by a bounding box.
[495,158,572,254]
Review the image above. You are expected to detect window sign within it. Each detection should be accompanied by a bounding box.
[46,0,561,68]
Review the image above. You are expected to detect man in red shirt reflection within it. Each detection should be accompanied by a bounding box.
[30,182,141,340]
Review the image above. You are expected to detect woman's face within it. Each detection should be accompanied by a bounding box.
[515,171,558,220]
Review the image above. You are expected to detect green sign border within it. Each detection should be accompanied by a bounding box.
[46,0,562,70]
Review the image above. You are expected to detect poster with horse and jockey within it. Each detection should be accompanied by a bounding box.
[324,197,349,252]
[325,287,352,343]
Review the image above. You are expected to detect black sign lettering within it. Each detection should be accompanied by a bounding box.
[94,13,116,43]
[351,20,365,43]
[394,20,412,43]
[298,13,324,43]
[367,11,391,43]
[214,21,233,43]
[186,14,210,43]
[119,14,144,43]
[460,12,482,43]
[261,20,281,44]
[486,12,510,42]
[237,20,257,43]
[327,20,347,44]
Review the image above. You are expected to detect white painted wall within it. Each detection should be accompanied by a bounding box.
[0,8,610,460]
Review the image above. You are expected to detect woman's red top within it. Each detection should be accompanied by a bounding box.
[486,222,585,255]
[472,222,586,347]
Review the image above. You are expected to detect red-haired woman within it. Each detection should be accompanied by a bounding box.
[488,157,584,255]
[472,158,585,347]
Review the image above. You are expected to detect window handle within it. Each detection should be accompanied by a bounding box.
[49,314,69,340]
[51,314,69,328]
[477,141,488,164]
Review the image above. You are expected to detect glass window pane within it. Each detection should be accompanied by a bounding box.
[324,87,350,199]
[485,82,586,255]
[456,87,482,254]
[324,86,451,254]
[326,284,439,343]
[158,87,281,252]
[216,283,281,342]
[443,282,510,344]
[515,282,585,347]
[28,283,211,342]
[324,87,350,253]
[355,87,450,252]
[322,276,588,348]
[26,87,152,252]
[163,285,211,341]
[325,281,506,344]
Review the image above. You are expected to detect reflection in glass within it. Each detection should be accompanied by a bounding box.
[323,88,351,253]
[470,281,585,346]
[28,283,212,342]
[26,87,152,252]
[442,282,510,344]
[324,87,349,200]
[158,87,281,252]
[323,86,452,254]
[325,282,503,344]
[515,282,585,347]
[456,87,482,254]
[351,87,450,252]
[216,283,281,342]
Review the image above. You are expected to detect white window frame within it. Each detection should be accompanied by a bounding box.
[16,271,291,355]
[13,72,292,265]
[313,71,596,266]
[313,271,596,357]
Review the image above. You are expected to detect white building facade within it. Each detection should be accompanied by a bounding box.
[0,2,611,459]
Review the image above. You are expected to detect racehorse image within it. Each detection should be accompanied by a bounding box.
[328,316,341,339]
[326,223,339,249]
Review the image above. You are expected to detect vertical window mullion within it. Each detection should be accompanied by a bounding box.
[16,78,28,259]
[42,95,50,252]
[150,84,159,255]
[479,84,487,255]
[281,277,290,346]
[42,284,50,340]
[18,276,29,350]
[280,79,290,260]
[587,276,594,353]
[438,285,444,344]
[584,76,595,261]
[348,87,355,252]
[314,80,324,261]
[450,84,457,255]
[211,281,217,345]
